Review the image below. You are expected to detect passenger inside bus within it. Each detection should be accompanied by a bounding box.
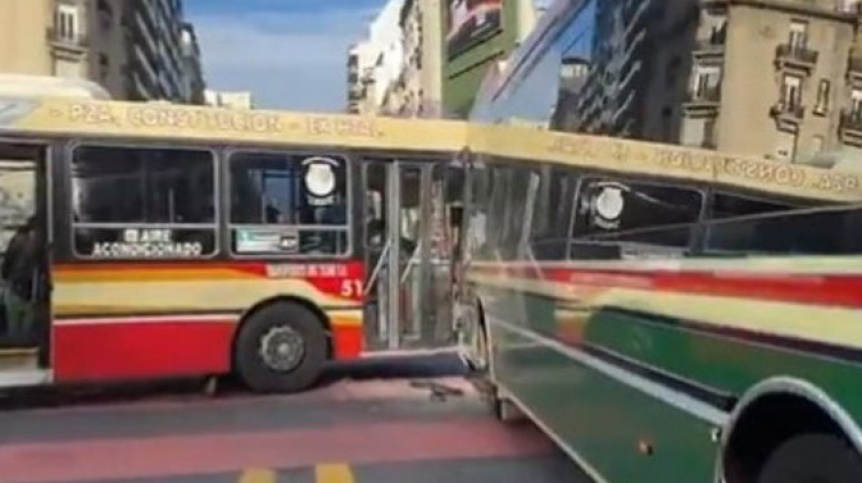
[1,216,36,341]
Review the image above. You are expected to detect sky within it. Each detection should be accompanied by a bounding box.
[185,0,386,112]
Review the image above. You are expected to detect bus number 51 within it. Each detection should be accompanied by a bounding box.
[340,279,363,299]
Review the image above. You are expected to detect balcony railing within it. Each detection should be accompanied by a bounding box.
[46,27,87,49]
[775,44,818,70]
[770,100,805,120]
[694,25,726,56]
[686,85,722,103]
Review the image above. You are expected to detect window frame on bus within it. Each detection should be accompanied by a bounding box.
[65,140,222,261]
[566,174,709,258]
[224,147,354,260]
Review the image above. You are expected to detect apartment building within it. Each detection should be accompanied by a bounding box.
[346,42,377,114]
[346,0,406,115]
[550,56,590,130]
[682,0,861,163]
[0,0,205,104]
[572,0,697,140]
[180,22,206,105]
[390,0,444,117]
[563,0,862,164]
[120,0,203,103]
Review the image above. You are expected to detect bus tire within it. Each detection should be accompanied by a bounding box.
[757,433,862,483]
[234,302,328,394]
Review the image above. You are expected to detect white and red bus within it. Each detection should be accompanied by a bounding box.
[0,76,467,393]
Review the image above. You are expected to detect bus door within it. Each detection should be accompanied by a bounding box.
[361,158,462,351]
[0,140,52,386]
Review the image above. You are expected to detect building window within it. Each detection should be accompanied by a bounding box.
[97,0,113,31]
[70,145,217,259]
[814,79,830,115]
[780,74,802,109]
[54,4,80,41]
[851,89,862,115]
[99,53,109,80]
[789,20,808,49]
[693,66,720,98]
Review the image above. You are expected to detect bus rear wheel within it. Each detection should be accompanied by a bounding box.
[234,302,328,393]
[757,433,862,483]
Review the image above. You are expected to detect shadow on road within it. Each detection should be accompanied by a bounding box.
[0,353,468,411]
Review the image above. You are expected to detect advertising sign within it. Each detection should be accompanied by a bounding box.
[446,0,503,60]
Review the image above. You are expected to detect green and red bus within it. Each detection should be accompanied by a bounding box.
[453,1,862,482]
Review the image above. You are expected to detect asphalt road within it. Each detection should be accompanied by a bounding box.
[0,355,593,483]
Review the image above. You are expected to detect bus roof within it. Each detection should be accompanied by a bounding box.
[0,96,860,203]
[0,75,111,100]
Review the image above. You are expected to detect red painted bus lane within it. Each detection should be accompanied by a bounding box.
[0,419,552,483]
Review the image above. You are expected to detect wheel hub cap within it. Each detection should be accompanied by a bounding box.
[259,325,305,372]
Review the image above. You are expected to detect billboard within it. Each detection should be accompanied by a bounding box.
[446,0,503,60]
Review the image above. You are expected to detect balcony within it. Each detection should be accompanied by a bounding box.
[770,100,804,132]
[348,85,364,101]
[683,85,722,115]
[693,28,726,62]
[840,109,862,146]
[46,27,87,53]
[774,44,818,73]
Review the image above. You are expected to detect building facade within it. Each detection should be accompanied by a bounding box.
[681,0,861,163]
[346,42,377,114]
[180,22,206,105]
[565,0,696,142]
[346,0,407,114]
[385,0,444,117]
[0,0,205,104]
[120,0,204,103]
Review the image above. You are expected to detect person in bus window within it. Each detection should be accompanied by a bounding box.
[1,216,37,338]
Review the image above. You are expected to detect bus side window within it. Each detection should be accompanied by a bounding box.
[466,165,493,261]
[70,144,218,260]
[568,177,704,260]
[705,207,862,256]
[228,151,350,257]
[484,164,510,260]
[709,192,797,220]
[499,165,533,260]
[703,192,799,255]
[529,166,577,260]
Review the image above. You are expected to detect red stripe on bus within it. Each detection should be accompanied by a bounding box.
[472,264,862,309]
[53,314,365,382]
[52,317,236,382]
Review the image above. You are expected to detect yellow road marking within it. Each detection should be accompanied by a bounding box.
[238,468,276,483]
[315,463,355,483]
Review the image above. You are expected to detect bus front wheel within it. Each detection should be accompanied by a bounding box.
[757,433,862,483]
[234,301,328,393]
